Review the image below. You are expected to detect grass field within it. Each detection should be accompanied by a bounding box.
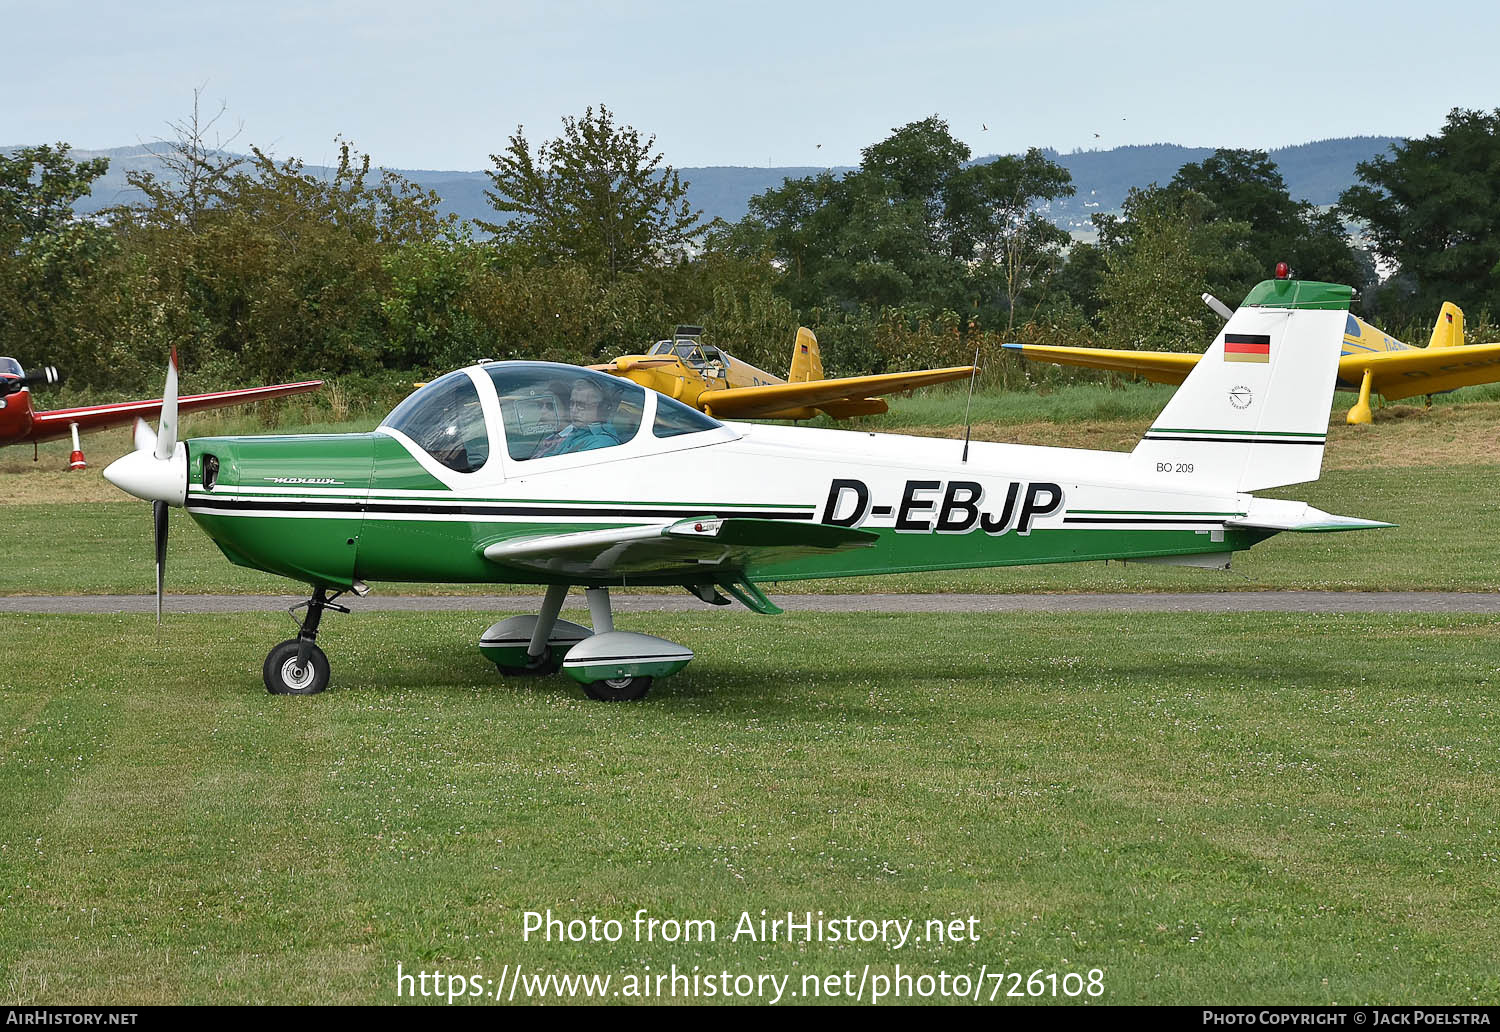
[3,381,1499,1006]
[0,611,1496,1005]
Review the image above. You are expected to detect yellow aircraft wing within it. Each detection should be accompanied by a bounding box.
[1351,343,1500,400]
[695,366,976,420]
[1004,340,1500,401]
[1001,343,1197,385]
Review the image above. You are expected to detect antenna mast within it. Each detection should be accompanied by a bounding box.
[960,349,980,463]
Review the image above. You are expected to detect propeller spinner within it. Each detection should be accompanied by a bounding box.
[102,351,188,623]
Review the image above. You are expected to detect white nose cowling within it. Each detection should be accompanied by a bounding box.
[104,436,188,506]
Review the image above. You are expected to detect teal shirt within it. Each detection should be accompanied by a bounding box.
[557,422,621,454]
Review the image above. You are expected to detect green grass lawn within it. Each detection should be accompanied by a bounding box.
[1,611,1497,1004]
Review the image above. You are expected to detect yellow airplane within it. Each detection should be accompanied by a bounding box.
[1005,276,1500,424]
[594,326,975,420]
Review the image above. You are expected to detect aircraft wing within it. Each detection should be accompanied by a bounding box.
[26,380,323,444]
[1002,342,1198,384]
[1346,343,1500,401]
[481,517,876,582]
[588,357,678,373]
[698,366,975,419]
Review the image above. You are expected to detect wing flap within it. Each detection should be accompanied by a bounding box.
[1003,342,1197,384]
[481,517,877,579]
[700,367,974,419]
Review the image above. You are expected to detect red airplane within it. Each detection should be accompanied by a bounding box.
[0,355,322,469]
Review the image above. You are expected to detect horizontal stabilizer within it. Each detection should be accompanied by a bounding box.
[1226,503,1394,534]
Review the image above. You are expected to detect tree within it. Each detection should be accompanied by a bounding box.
[125,87,246,232]
[1339,108,1500,321]
[1097,186,1259,351]
[954,150,1075,331]
[1169,148,1364,290]
[730,117,1074,337]
[113,131,461,383]
[0,143,115,366]
[479,104,704,281]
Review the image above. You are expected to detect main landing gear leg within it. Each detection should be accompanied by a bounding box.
[264,587,349,695]
[509,582,570,675]
[585,586,614,634]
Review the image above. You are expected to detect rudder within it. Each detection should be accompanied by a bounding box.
[787,327,824,383]
[1426,302,1464,349]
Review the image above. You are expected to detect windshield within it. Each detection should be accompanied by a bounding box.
[653,392,720,438]
[381,371,490,473]
[486,363,649,461]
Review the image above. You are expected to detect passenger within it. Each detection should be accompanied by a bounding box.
[531,380,621,458]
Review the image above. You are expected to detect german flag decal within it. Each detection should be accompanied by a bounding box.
[1224,333,1271,363]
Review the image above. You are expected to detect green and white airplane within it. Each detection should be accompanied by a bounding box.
[104,280,1390,701]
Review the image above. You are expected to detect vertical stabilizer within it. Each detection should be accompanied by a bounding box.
[787,327,824,383]
[1426,302,1464,349]
[1131,306,1346,492]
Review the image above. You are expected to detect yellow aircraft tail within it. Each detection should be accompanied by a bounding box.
[787,327,824,383]
[1426,303,1465,349]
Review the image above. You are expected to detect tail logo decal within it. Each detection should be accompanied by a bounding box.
[1228,386,1253,409]
[1224,333,1271,363]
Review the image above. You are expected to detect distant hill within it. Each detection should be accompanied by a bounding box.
[17,136,1402,233]
[1020,137,1402,233]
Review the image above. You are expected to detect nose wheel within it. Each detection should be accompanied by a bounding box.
[264,639,330,695]
[264,587,347,695]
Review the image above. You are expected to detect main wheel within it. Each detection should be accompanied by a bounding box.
[497,644,559,677]
[580,675,652,702]
[264,639,331,695]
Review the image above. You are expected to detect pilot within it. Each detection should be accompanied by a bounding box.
[531,380,621,458]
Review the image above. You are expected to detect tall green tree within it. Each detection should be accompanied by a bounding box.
[1339,108,1500,320]
[479,104,704,281]
[728,117,1074,335]
[1169,148,1364,290]
[1097,186,1259,351]
[0,143,115,367]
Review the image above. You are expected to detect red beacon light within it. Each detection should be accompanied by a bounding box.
[1274,261,1290,280]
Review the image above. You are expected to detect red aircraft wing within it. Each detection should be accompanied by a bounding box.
[26,380,323,444]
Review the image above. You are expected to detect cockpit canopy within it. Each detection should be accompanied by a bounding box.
[646,338,729,372]
[487,364,647,460]
[0,358,22,378]
[380,362,722,473]
[381,369,490,473]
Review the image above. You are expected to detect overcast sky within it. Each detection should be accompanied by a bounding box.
[6,0,1498,171]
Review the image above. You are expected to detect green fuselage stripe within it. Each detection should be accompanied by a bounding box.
[187,508,1266,589]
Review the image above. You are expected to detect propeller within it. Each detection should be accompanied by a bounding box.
[0,363,61,399]
[154,500,168,623]
[103,350,187,624]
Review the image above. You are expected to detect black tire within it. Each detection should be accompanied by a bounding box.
[580,675,652,702]
[497,644,558,677]
[264,639,331,695]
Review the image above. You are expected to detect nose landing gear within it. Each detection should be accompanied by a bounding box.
[264,587,349,695]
